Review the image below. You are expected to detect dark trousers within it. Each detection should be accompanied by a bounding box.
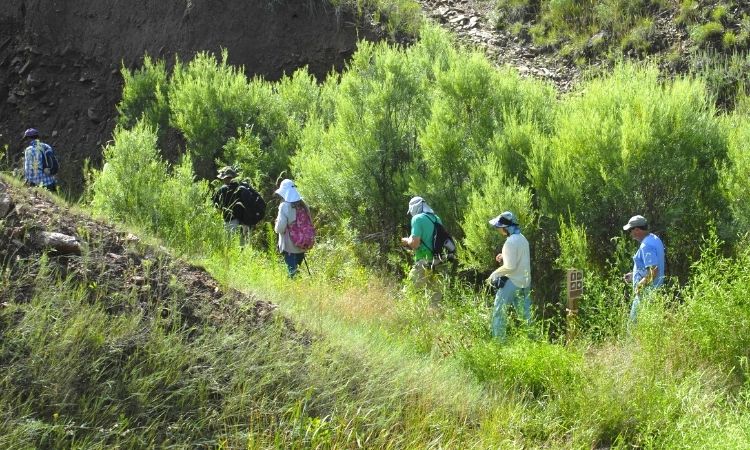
[282,251,306,278]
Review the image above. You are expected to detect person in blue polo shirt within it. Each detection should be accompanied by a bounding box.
[622,214,665,322]
[22,128,57,191]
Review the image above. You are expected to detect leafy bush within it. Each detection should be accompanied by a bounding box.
[292,38,433,264]
[169,50,253,179]
[691,22,725,47]
[117,55,170,134]
[89,121,227,254]
[530,65,729,280]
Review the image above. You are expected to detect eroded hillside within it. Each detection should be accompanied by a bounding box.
[0,0,380,194]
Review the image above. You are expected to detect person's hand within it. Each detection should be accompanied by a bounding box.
[495,253,503,264]
[401,237,410,247]
[623,272,632,284]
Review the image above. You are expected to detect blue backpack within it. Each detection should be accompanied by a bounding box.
[40,143,59,175]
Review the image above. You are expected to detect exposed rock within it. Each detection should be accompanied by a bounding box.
[0,194,13,218]
[34,231,82,255]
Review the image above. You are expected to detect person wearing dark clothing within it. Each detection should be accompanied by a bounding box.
[212,166,249,245]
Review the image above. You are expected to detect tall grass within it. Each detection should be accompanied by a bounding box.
[8,20,748,447]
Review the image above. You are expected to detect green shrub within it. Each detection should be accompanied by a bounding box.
[530,64,729,280]
[711,4,729,24]
[117,55,170,134]
[691,22,725,47]
[169,50,253,179]
[620,18,655,55]
[292,37,434,264]
[677,0,700,25]
[723,31,737,49]
[89,121,228,254]
[461,165,538,273]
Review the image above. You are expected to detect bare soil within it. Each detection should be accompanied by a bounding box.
[0,0,381,196]
[0,177,280,331]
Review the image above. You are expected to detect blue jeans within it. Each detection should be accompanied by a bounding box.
[491,279,531,342]
[629,288,657,323]
[283,251,305,278]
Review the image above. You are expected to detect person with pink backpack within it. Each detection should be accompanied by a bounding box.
[274,179,315,277]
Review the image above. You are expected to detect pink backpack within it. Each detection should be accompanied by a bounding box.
[288,206,315,250]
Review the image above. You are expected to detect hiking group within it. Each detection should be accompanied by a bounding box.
[210,167,314,278]
[401,195,665,341]
[17,126,665,341]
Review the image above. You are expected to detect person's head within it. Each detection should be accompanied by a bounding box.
[406,196,436,217]
[623,215,649,241]
[22,128,40,142]
[489,211,519,237]
[407,196,425,217]
[275,178,301,202]
[217,166,238,185]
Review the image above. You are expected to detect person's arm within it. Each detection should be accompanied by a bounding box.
[401,216,423,250]
[401,235,421,250]
[635,244,660,293]
[274,203,289,234]
[635,266,658,294]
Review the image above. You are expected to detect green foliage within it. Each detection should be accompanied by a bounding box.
[461,167,537,272]
[89,121,227,254]
[293,37,434,263]
[621,18,655,55]
[221,70,322,195]
[117,55,170,134]
[677,233,750,373]
[414,56,553,233]
[721,113,750,231]
[689,51,750,110]
[169,50,253,178]
[677,0,700,25]
[691,21,725,47]
[531,65,728,280]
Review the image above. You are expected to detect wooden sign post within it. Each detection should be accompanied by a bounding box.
[566,269,583,342]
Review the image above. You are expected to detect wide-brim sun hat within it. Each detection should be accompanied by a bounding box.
[407,196,424,215]
[275,178,301,202]
[217,166,238,180]
[489,211,517,228]
[623,215,648,231]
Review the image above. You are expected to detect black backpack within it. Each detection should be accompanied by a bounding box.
[236,182,266,227]
[424,213,457,267]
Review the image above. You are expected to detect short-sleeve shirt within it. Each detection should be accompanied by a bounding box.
[632,233,665,290]
[24,140,56,187]
[410,213,442,262]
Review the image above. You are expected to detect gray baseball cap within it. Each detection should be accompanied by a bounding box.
[623,215,647,231]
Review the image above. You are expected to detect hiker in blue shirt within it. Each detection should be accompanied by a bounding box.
[622,215,665,322]
[22,128,57,191]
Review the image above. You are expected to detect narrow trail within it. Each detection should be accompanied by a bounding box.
[417,0,581,92]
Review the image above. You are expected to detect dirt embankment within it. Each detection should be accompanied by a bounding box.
[0,176,280,331]
[0,0,379,195]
